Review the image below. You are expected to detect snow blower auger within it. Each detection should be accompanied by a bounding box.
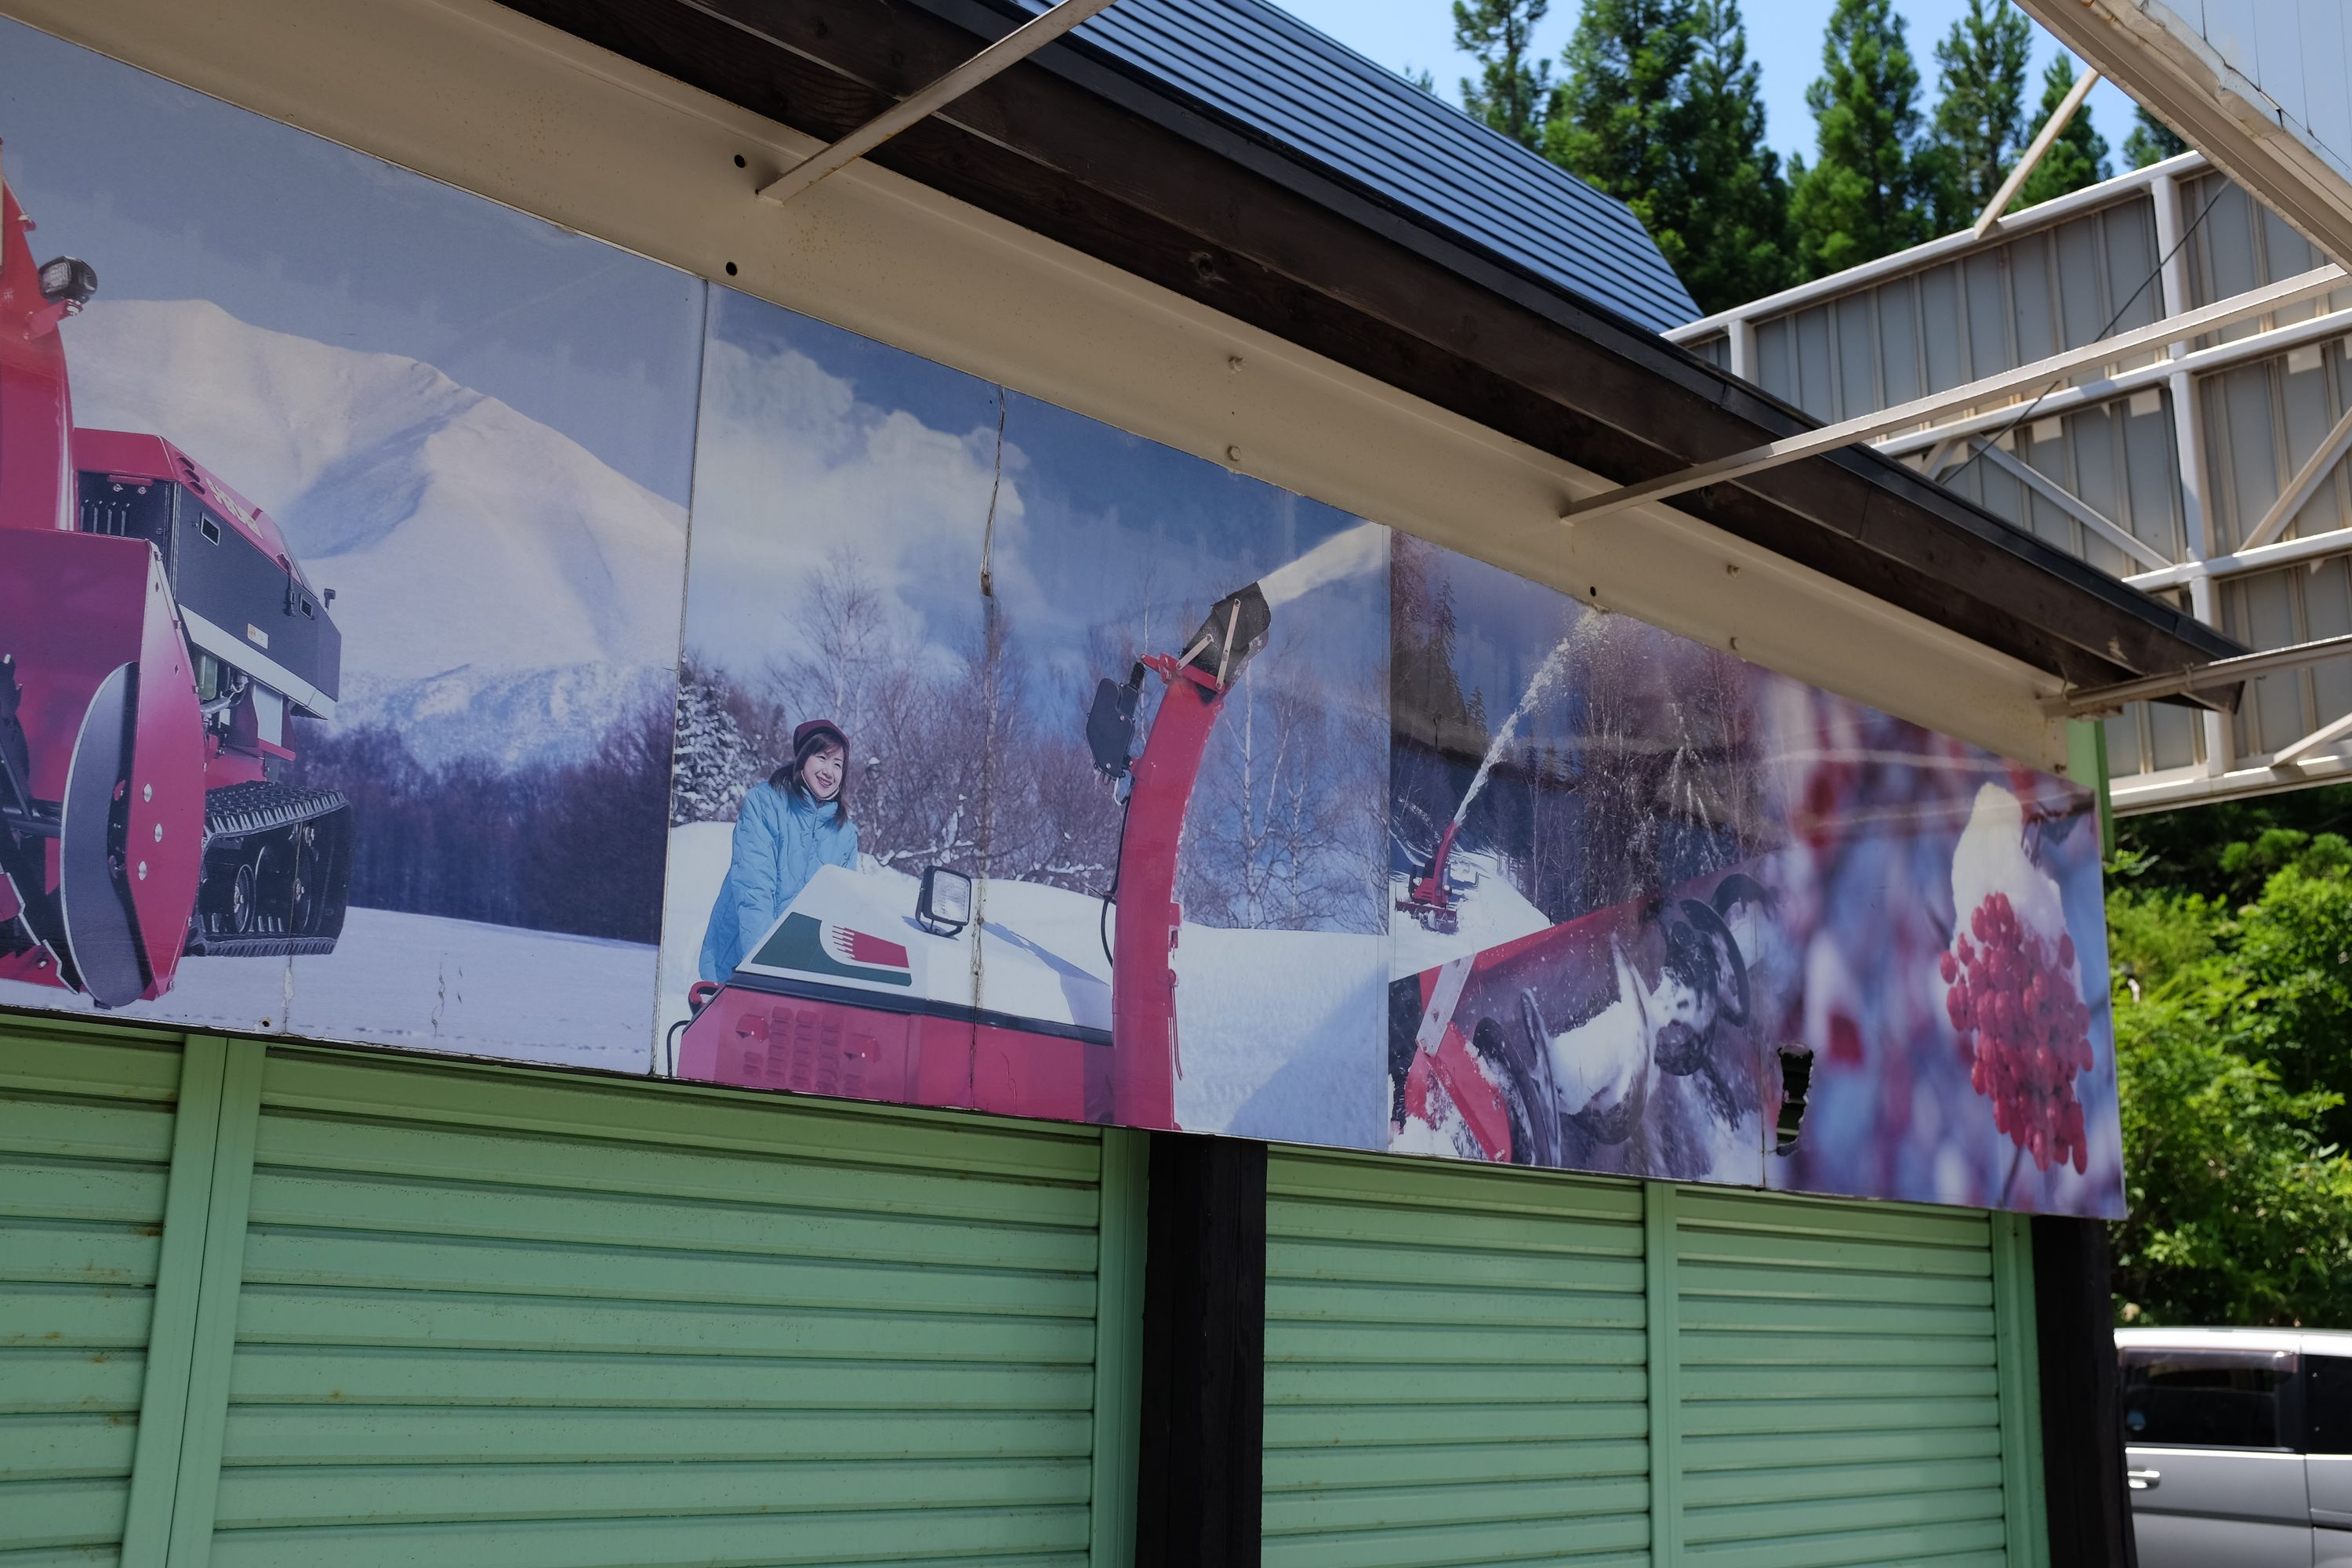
[677,582,1272,1131]
[0,149,350,1008]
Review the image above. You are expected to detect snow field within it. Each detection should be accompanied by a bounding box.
[0,906,658,1072]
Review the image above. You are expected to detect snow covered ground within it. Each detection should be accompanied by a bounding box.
[0,908,658,1073]
[658,822,1388,1147]
[1388,847,1552,978]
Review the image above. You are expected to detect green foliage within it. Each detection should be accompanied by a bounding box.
[1454,0,1556,148]
[2015,54,2111,209]
[1929,0,2031,223]
[2111,990,2352,1327]
[1675,0,1795,310]
[2124,103,2189,169]
[1548,1,1697,281]
[2118,784,2352,904]
[1789,0,1938,278]
[2106,786,2352,1326]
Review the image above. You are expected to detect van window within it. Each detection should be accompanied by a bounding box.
[2310,1356,2352,1455]
[2120,1348,2297,1449]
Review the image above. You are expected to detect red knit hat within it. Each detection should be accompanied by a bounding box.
[793,718,848,754]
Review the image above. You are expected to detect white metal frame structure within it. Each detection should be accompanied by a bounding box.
[1669,151,2352,814]
[2017,0,2352,272]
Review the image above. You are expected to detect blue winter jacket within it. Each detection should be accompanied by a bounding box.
[698,781,860,982]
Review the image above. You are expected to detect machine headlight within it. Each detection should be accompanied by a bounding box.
[36,256,96,308]
[918,866,973,935]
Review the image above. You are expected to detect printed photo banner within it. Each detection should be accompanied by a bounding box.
[0,24,2122,1217]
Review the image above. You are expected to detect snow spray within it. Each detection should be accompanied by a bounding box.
[1452,634,1577,827]
[1257,522,1385,609]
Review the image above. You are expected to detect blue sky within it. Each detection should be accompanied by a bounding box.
[0,17,705,506]
[1274,0,2143,176]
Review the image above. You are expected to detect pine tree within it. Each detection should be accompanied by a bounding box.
[1788,0,1937,278]
[1547,0,1698,278]
[2124,103,2188,169]
[1676,0,1792,311]
[670,662,757,826]
[1454,0,1555,148]
[2016,54,2111,208]
[1929,0,2032,224]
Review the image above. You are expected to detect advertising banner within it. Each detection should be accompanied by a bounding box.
[0,21,695,1068]
[0,21,2121,1215]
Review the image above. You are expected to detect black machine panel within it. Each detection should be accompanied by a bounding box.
[76,471,341,706]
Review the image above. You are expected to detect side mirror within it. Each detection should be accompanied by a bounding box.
[917,866,973,936]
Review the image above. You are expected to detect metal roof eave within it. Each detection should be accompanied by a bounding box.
[506,0,2241,695]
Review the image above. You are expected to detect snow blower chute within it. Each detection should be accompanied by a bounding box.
[0,149,350,1007]
[677,583,1272,1130]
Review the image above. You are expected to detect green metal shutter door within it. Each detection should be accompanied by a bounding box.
[1670,1189,2039,1568]
[0,1020,185,1566]
[1261,1149,1652,1566]
[172,1044,1133,1567]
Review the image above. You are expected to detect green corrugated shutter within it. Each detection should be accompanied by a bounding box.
[1671,1190,2041,1568]
[1262,1152,2046,1568]
[175,1044,1130,1566]
[0,1019,184,1565]
[2,1022,1145,1568]
[1261,1149,1652,1566]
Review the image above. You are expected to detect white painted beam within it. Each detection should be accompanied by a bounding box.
[2268,707,2352,768]
[2055,631,2352,716]
[2239,402,2352,551]
[1666,151,2209,343]
[2126,521,2352,592]
[1565,265,2346,523]
[1968,439,2172,572]
[1975,67,2101,239]
[757,0,1120,206]
[1871,304,2352,459]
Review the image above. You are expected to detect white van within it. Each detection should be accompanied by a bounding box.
[2117,1327,2352,1566]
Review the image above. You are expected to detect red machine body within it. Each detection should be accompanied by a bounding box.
[0,151,350,1008]
[677,586,1272,1131]
[1396,862,1769,1165]
[1397,817,1463,933]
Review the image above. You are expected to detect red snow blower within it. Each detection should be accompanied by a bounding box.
[1397,818,1462,933]
[676,583,1272,1131]
[0,150,350,1008]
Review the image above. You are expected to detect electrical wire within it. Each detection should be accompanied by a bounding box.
[1098,787,1131,969]
[1942,181,2232,489]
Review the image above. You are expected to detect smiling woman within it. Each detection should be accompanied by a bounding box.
[695,719,860,984]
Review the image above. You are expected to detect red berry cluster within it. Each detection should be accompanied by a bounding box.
[1940,891,2092,1174]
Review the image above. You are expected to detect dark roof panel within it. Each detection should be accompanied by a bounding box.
[982,0,1700,333]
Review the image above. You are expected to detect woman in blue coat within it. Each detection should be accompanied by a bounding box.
[699,718,861,982]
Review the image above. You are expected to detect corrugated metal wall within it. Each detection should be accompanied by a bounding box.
[1261,1151,2047,1568]
[0,1018,187,1565]
[0,1023,1145,1568]
[1260,1151,1650,1565]
[1681,162,2352,799]
[1672,1191,2045,1568]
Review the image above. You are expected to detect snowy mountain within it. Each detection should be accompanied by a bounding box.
[60,299,687,764]
[336,664,677,772]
